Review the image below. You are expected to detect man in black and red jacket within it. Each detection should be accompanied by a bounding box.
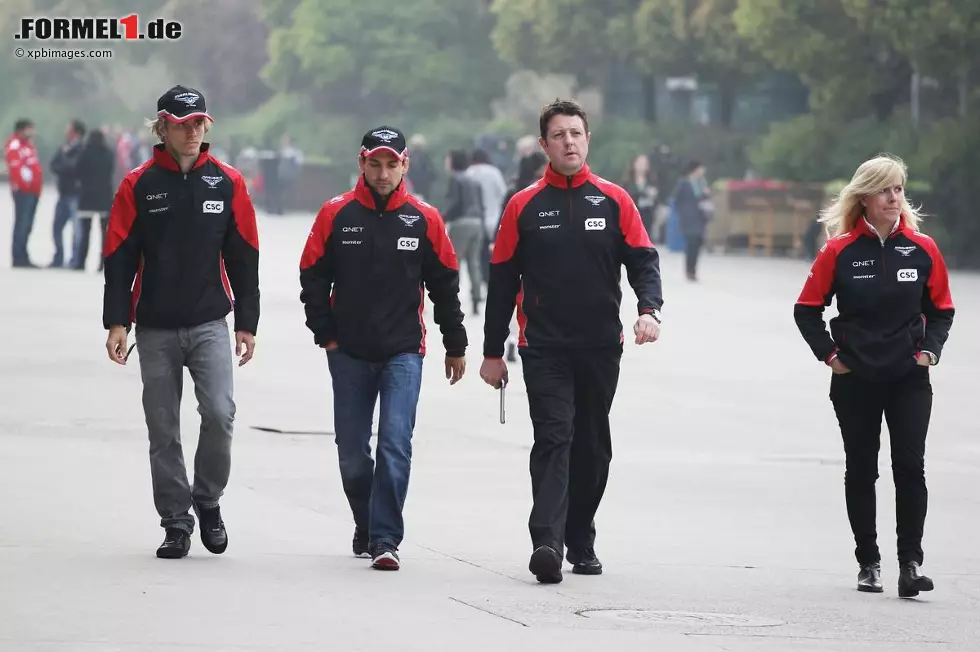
[480,99,664,584]
[794,169,954,597]
[102,85,260,560]
[299,126,467,571]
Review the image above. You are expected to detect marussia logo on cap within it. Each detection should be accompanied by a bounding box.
[174,92,199,106]
[372,129,398,142]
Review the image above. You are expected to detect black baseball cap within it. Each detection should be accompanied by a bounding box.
[360,126,407,160]
[157,85,213,124]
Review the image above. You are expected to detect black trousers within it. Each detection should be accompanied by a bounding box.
[520,346,621,553]
[829,365,932,566]
[685,234,703,277]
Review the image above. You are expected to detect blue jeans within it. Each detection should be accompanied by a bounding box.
[326,349,423,549]
[11,190,38,266]
[52,194,78,266]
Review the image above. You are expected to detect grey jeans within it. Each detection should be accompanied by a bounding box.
[134,318,236,534]
[448,217,484,304]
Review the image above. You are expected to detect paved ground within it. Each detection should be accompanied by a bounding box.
[1,183,979,651]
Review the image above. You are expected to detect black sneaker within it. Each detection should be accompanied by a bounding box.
[529,545,563,584]
[567,546,603,575]
[156,528,190,559]
[353,527,370,558]
[857,562,883,593]
[194,503,228,554]
[371,543,400,570]
[898,561,934,598]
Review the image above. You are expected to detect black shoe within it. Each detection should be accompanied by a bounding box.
[529,545,563,584]
[353,527,370,558]
[370,542,400,570]
[156,528,190,559]
[857,562,883,593]
[194,503,228,554]
[567,546,603,575]
[898,561,934,598]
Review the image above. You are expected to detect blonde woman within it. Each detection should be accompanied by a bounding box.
[793,154,954,598]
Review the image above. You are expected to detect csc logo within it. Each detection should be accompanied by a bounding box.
[397,237,419,251]
[202,201,224,213]
[897,268,918,282]
[585,218,606,231]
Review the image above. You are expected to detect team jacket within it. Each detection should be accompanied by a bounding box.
[4,133,43,194]
[299,176,467,362]
[794,216,954,380]
[102,143,260,334]
[483,163,663,357]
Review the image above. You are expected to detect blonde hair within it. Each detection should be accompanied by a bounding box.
[143,116,212,142]
[818,153,923,238]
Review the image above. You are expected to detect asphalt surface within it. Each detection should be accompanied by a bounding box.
[1,184,978,651]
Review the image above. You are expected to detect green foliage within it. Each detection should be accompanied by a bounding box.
[262,0,509,121]
[747,114,919,183]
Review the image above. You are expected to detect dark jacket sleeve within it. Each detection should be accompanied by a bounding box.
[793,242,839,363]
[615,187,663,314]
[483,196,523,357]
[919,237,955,361]
[221,172,260,334]
[443,174,463,222]
[102,177,142,330]
[420,206,467,356]
[299,200,341,346]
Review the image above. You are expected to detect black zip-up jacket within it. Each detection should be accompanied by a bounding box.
[794,216,954,380]
[299,175,467,361]
[102,143,260,334]
[483,163,663,356]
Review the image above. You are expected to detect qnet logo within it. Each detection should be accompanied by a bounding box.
[14,14,182,41]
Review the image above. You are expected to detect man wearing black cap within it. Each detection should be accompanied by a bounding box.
[299,126,467,571]
[103,85,260,559]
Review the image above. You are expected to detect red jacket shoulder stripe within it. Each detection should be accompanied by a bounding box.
[300,193,355,270]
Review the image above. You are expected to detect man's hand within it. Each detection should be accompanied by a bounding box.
[445,356,466,385]
[106,325,128,365]
[916,352,931,367]
[235,331,255,366]
[634,314,660,345]
[830,358,851,375]
[480,357,509,389]
[322,341,339,353]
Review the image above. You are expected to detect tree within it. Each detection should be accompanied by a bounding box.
[734,0,911,121]
[491,0,765,127]
[841,0,980,119]
[261,0,509,121]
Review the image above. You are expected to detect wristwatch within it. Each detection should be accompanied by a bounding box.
[648,309,662,324]
[922,350,938,365]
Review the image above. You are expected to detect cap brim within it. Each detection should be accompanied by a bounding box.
[158,110,214,124]
[361,145,407,160]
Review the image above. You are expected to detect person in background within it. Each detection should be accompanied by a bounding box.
[443,149,485,315]
[278,134,304,212]
[5,118,43,268]
[465,148,508,293]
[405,134,436,201]
[49,119,86,268]
[622,153,658,239]
[671,160,713,281]
[794,154,954,598]
[71,127,115,271]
